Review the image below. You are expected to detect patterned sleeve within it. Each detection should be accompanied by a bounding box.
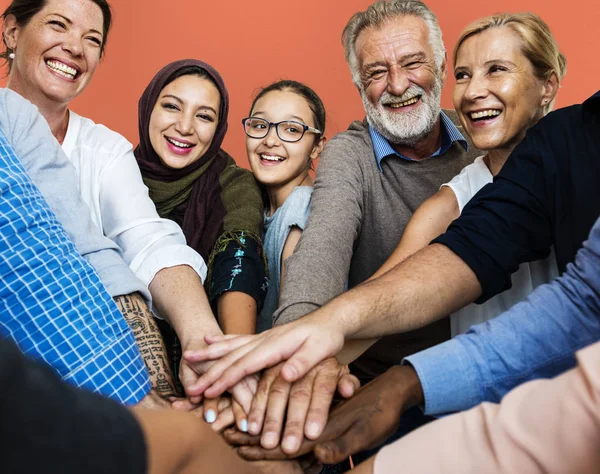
[207,231,268,311]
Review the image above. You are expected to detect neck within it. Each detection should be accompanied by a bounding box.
[391,117,442,161]
[483,147,512,176]
[266,171,313,216]
[7,79,70,144]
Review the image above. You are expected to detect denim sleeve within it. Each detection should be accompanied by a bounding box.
[406,215,600,415]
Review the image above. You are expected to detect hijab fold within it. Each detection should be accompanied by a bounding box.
[134,59,263,263]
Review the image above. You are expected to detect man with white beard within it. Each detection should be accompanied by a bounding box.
[275,0,476,379]
[230,0,478,458]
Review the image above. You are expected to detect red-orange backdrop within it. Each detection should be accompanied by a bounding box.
[1,0,597,168]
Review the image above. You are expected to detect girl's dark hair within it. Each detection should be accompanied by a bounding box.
[1,0,113,61]
[249,80,326,138]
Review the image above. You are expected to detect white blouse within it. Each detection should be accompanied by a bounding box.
[442,156,559,336]
[61,111,207,288]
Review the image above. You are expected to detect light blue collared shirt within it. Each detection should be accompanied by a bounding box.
[404,214,600,416]
[369,111,468,172]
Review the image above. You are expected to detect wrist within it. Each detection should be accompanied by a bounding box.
[385,364,424,410]
[176,321,223,349]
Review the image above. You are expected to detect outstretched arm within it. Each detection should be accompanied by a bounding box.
[338,187,460,364]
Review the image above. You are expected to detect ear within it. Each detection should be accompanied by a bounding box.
[439,53,448,86]
[309,136,326,160]
[2,14,20,51]
[541,71,560,109]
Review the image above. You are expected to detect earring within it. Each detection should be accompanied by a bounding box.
[8,52,15,59]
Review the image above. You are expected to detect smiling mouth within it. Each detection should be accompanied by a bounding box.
[386,95,421,109]
[45,60,79,80]
[165,136,195,149]
[469,109,502,121]
[259,153,285,163]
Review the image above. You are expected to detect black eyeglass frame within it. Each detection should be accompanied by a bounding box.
[241,117,322,143]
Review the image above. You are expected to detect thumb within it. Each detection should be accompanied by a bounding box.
[315,434,362,465]
[337,373,361,399]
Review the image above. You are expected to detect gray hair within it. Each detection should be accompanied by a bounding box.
[342,0,445,87]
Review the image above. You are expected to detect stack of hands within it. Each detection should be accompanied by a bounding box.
[165,318,423,469]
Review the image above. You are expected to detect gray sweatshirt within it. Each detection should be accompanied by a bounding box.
[0,88,147,300]
[274,113,479,380]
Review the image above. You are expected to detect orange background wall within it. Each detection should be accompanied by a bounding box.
[1,0,598,168]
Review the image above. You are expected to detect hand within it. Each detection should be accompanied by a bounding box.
[137,389,173,409]
[226,365,423,464]
[183,315,346,399]
[180,340,258,428]
[245,358,359,455]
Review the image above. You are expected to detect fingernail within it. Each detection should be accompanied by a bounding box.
[205,410,216,423]
[240,419,248,432]
[263,432,278,448]
[306,422,321,438]
[282,436,299,452]
[249,422,259,435]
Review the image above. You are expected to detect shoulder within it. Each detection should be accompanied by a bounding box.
[321,119,372,161]
[446,156,487,185]
[278,187,313,230]
[69,112,134,157]
[0,89,41,137]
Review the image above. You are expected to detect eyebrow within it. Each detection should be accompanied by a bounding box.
[252,111,307,124]
[483,59,516,68]
[161,95,218,114]
[363,52,427,70]
[49,13,103,37]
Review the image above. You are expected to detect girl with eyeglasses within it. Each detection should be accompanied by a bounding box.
[244,80,326,332]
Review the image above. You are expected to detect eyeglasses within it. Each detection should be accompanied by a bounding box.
[242,117,321,143]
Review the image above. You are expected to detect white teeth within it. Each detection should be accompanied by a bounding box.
[166,137,193,148]
[388,96,420,108]
[470,110,501,120]
[260,154,285,162]
[46,60,77,78]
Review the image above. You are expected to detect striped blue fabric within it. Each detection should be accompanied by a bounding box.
[0,130,150,405]
[369,111,468,172]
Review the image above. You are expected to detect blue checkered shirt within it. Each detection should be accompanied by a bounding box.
[0,130,150,405]
[369,111,468,172]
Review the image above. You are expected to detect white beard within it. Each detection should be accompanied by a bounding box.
[362,76,443,147]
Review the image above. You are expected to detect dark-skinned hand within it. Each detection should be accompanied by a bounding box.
[224,364,424,464]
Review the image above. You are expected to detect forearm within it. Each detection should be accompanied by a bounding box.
[133,407,255,474]
[217,291,257,334]
[375,355,600,474]
[149,265,222,347]
[114,293,177,398]
[336,339,377,365]
[316,244,481,341]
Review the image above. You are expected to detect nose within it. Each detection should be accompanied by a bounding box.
[62,32,83,57]
[263,123,280,147]
[387,66,410,97]
[175,113,194,135]
[463,73,488,102]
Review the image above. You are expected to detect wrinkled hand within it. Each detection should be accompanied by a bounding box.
[183,316,346,399]
[226,365,423,464]
[243,358,359,455]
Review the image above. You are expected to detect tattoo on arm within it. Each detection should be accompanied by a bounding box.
[114,293,178,398]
